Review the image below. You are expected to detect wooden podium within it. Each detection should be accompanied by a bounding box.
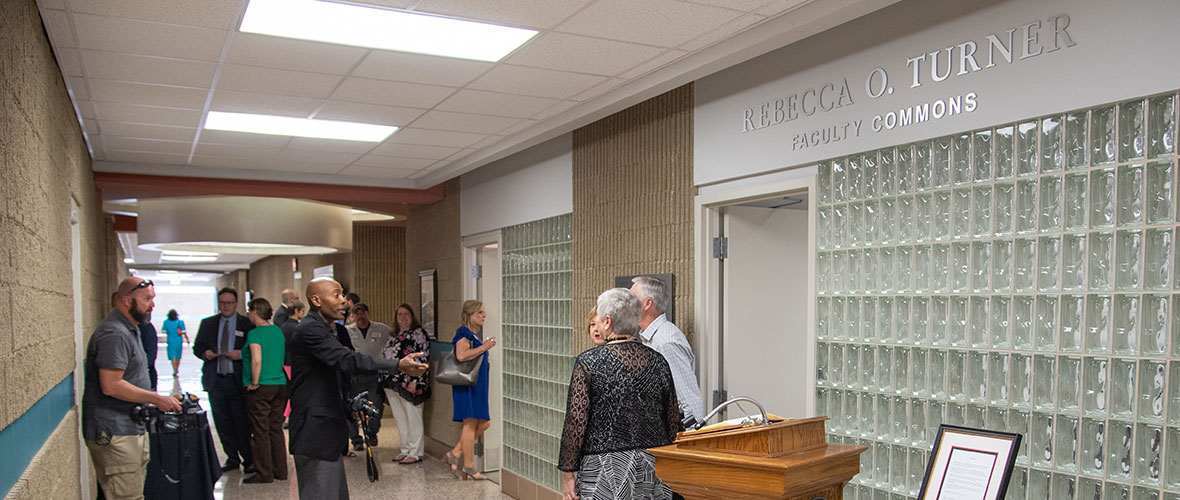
[650,416,866,500]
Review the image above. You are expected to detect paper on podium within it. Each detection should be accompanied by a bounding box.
[679,413,789,438]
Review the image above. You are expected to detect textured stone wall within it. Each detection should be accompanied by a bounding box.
[2,0,116,497]
[353,224,407,325]
[247,251,355,313]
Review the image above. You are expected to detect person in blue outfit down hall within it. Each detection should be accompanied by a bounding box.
[446,299,497,480]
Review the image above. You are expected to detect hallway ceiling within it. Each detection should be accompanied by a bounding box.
[37,0,894,190]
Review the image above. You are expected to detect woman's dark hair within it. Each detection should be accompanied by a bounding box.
[248,297,273,321]
[167,309,179,321]
[396,303,421,331]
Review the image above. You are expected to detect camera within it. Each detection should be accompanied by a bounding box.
[130,393,204,433]
[348,391,382,420]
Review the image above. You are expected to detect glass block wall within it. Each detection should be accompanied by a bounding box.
[501,214,574,492]
[815,91,1179,500]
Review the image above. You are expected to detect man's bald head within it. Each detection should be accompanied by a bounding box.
[306,278,347,321]
[115,276,155,324]
[281,288,300,305]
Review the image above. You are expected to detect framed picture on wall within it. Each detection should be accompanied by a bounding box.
[419,269,437,339]
[917,425,1021,500]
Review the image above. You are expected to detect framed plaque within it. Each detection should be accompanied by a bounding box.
[419,269,437,339]
[917,425,1021,500]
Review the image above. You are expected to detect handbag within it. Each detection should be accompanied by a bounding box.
[436,351,481,386]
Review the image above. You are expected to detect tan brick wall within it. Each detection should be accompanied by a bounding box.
[405,179,463,444]
[571,84,696,354]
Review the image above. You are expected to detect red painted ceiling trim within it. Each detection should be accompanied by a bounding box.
[93,172,445,205]
[112,214,137,232]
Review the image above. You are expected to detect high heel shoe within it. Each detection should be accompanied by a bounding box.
[444,451,462,478]
[462,466,488,480]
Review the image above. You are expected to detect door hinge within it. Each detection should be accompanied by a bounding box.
[471,264,483,279]
[712,236,728,259]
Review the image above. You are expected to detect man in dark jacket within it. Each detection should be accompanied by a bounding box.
[288,278,426,499]
[192,287,255,472]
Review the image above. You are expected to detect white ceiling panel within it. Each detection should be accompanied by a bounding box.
[103,136,193,155]
[55,48,84,76]
[197,130,291,148]
[259,158,351,175]
[679,12,766,51]
[41,9,75,47]
[226,33,368,75]
[496,119,540,137]
[72,13,227,61]
[557,0,741,47]
[76,100,98,119]
[209,89,324,117]
[104,150,190,164]
[217,64,344,99]
[92,102,201,126]
[39,0,66,9]
[435,89,558,119]
[531,100,579,121]
[285,137,380,154]
[469,135,506,149]
[681,0,768,11]
[67,0,242,29]
[80,50,218,88]
[331,78,456,108]
[755,0,812,16]
[99,121,197,142]
[504,32,666,76]
[313,100,425,126]
[411,111,520,135]
[351,51,493,87]
[338,165,422,178]
[571,78,624,102]
[88,80,209,108]
[349,0,416,9]
[352,155,437,170]
[387,128,486,148]
[413,0,592,30]
[194,142,282,160]
[467,65,607,99]
[274,149,362,165]
[83,120,100,136]
[66,77,90,100]
[618,49,688,79]
[370,143,461,160]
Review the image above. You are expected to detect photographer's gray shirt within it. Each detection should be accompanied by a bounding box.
[82,309,151,440]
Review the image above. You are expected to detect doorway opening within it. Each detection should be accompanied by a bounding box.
[462,232,503,481]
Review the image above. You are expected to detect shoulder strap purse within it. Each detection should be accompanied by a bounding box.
[436,351,480,386]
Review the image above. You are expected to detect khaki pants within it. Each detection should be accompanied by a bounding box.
[86,433,149,500]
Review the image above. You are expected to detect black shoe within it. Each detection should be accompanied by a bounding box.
[352,442,364,452]
[243,464,257,474]
[242,474,272,484]
[220,461,241,472]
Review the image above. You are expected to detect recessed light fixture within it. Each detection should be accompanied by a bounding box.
[123,258,135,264]
[204,111,397,142]
[240,0,538,62]
[159,250,220,263]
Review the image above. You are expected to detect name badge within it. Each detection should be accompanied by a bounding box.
[235,330,245,337]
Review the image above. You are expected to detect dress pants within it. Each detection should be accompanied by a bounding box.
[245,384,288,481]
[294,455,349,500]
[209,373,252,466]
[384,388,425,458]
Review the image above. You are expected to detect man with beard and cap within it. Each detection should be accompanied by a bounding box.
[288,278,427,500]
[83,277,182,500]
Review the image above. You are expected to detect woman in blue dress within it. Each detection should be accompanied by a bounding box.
[161,309,188,376]
[446,299,496,480]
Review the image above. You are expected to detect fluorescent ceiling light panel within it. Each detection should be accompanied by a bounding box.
[240,0,538,62]
[204,111,397,142]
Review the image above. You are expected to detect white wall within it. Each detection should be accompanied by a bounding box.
[460,134,572,236]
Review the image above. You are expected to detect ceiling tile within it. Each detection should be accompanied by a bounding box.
[679,12,765,51]
[348,0,416,8]
[217,64,344,99]
[681,0,768,10]
[103,136,193,155]
[313,100,425,126]
[469,135,505,149]
[531,100,578,120]
[755,0,813,16]
[99,121,197,142]
[193,142,282,160]
[351,51,493,87]
[226,33,368,75]
[330,78,456,108]
[504,33,666,76]
[496,119,539,137]
[618,49,688,79]
[274,149,362,164]
[435,90,558,119]
[557,0,741,47]
[413,0,592,30]
[93,102,200,126]
[286,137,381,154]
[570,78,624,102]
[411,111,520,135]
[66,77,90,100]
[369,143,460,159]
[55,48,84,76]
[91,147,107,161]
[80,50,218,88]
[83,120,100,136]
[352,155,436,170]
[387,128,486,148]
[103,150,190,164]
[338,165,423,178]
[72,13,227,61]
[196,130,291,148]
[40,0,66,9]
[68,0,242,29]
[41,9,75,47]
[88,80,209,109]
[467,65,606,99]
[209,90,324,117]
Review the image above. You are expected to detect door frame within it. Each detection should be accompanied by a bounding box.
[693,173,819,420]
[462,230,503,474]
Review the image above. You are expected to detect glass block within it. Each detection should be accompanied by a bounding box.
[911,398,929,446]
[1033,294,1062,349]
[995,182,1016,236]
[1013,354,1033,409]
[1043,115,1064,172]
[1057,415,1080,472]
[848,297,864,342]
[1146,161,1174,224]
[1114,294,1141,356]
[993,295,1012,348]
[989,352,1010,405]
[1039,236,1062,292]
[1135,423,1163,485]
[862,250,879,293]
[1090,232,1116,290]
[1065,172,1089,230]
[1167,426,1180,489]
[898,195,914,243]
[1108,420,1135,481]
[933,136,952,188]
[873,441,889,486]
[1032,411,1055,467]
[1053,472,1076,499]
[1105,481,1132,500]
[1138,360,1166,423]
[1014,295,1034,349]
[1040,175,1064,232]
[974,186,993,237]
[1016,178,1039,233]
[896,246,913,293]
[891,444,908,492]
[913,245,930,293]
[1141,294,1169,356]
[1092,168,1118,228]
[1060,355,1082,412]
[862,346,877,392]
[863,152,879,199]
[953,132,972,185]
[875,393,890,439]
[948,349,967,401]
[848,251,863,294]
[931,295,949,345]
[830,297,846,340]
[912,348,928,396]
[1083,357,1109,417]
[1087,294,1113,354]
[1077,477,1102,500]
[1066,111,1090,170]
[914,193,931,243]
[1111,359,1138,420]
[1034,355,1057,411]
[1018,120,1040,176]
[818,161,833,203]
[859,393,874,437]
[1121,99,1147,161]
[912,297,930,346]
[1012,409,1031,462]
[967,351,987,401]
[848,155,864,200]
[844,345,858,389]
[864,200,879,246]
[879,247,894,293]
[1063,233,1088,291]
[1148,93,1175,158]
[878,298,893,344]
[895,297,912,345]
[1062,295,1086,352]
[1008,466,1028,499]
[1134,487,1161,500]
[965,403,985,429]
[946,401,965,426]
[1015,238,1038,292]
[933,190,951,241]
[973,241,992,293]
[880,148,897,196]
[1119,164,1147,225]
[915,141,933,191]
[951,243,970,293]
[849,201,864,247]
[879,347,894,393]
[1093,105,1118,165]
[895,349,910,395]
[949,296,968,347]
[1080,417,1106,476]
[907,446,925,496]
[1143,228,1173,291]
[930,349,948,398]
[1117,230,1144,291]
[995,239,1015,292]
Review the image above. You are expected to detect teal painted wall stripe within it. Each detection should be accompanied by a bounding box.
[0,374,74,499]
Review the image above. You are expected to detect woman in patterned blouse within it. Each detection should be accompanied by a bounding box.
[382,303,431,464]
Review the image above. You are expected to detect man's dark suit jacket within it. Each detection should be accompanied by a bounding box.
[273,304,290,330]
[192,313,254,391]
[288,310,399,461]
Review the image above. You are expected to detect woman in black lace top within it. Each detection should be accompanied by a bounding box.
[558,288,681,500]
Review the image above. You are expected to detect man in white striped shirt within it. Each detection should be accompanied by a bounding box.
[630,276,704,427]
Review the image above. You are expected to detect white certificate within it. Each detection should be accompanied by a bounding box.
[936,447,998,500]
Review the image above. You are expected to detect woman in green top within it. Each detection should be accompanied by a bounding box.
[242,298,288,484]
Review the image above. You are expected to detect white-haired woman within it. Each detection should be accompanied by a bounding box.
[558,288,681,500]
